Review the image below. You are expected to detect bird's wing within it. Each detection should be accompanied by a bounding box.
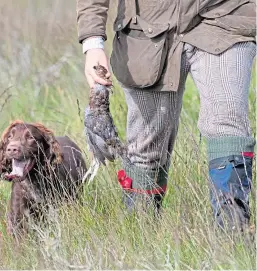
[85,127,116,164]
[85,108,118,141]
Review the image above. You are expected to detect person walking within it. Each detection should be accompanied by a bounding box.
[77,0,256,231]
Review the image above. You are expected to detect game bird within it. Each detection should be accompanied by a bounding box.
[83,64,126,183]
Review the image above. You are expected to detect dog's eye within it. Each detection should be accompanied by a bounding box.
[27,135,34,140]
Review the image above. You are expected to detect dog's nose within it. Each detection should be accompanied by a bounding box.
[6,143,20,156]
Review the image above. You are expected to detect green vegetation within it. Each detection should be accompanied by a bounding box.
[0,0,255,269]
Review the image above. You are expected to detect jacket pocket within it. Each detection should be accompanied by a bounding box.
[200,1,256,37]
[110,18,169,89]
[211,15,256,36]
[199,0,249,18]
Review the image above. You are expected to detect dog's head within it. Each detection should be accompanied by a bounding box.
[0,120,63,181]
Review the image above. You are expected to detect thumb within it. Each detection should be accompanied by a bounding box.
[105,70,111,79]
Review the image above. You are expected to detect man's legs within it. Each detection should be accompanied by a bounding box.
[118,51,190,212]
[189,41,256,230]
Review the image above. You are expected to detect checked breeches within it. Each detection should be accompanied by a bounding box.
[119,42,255,226]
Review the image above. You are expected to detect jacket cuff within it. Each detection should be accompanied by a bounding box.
[82,37,105,54]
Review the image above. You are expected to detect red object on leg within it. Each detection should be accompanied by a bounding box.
[117,169,167,194]
[117,170,132,189]
[242,152,254,158]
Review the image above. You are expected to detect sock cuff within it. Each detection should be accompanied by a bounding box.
[123,162,168,190]
[207,136,256,161]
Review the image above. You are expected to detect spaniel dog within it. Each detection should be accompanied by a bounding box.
[0,120,87,236]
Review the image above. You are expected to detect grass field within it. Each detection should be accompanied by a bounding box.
[0,0,256,269]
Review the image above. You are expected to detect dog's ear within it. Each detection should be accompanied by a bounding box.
[32,122,63,164]
[0,140,7,173]
[1,120,24,144]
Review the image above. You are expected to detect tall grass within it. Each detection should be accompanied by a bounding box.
[0,0,256,269]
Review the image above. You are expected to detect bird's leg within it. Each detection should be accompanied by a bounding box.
[88,159,100,184]
[82,158,100,185]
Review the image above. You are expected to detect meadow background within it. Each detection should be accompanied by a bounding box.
[0,0,256,269]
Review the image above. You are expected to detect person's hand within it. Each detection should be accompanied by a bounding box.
[85,48,112,88]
